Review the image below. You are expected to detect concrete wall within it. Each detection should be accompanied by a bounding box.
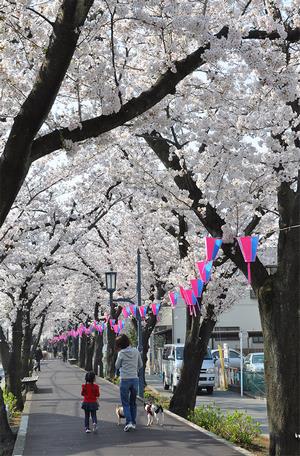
[157,288,263,352]
[217,289,261,332]
[215,288,263,351]
[171,298,186,344]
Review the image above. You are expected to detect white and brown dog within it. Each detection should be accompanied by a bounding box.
[115,405,125,425]
[144,402,164,426]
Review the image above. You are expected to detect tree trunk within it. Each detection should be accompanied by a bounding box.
[93,333,104,377]
[6,309,24,411]
[169,305,216,417]
[142,313,157,386]
[258,183,300,456]
[84,336,94,372]
[106,325,116,379]
[73,336,79,360]
[22,323,33,378]
[0,386,15,455]
[31,313,46,355]
[0,327,10,378]
[79,335,86,369]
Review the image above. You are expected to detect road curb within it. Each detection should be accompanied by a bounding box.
[164,408,254,456]
[146,384,254,456]
[12,392,33,456]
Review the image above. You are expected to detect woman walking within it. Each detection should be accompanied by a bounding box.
[81,371,100,433]
[115,334,143,432]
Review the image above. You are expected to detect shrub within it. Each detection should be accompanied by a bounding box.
[106,376,120,385]
[3,388,17,418]
[189,404,261,446]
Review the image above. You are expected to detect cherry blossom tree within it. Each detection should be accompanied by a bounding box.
[0,2,300,454]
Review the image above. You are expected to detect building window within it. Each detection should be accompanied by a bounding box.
[214,326,239,331]
[213,332,239,341]
[252,336,264,343]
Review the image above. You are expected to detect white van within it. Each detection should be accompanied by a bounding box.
[162,344,215,394]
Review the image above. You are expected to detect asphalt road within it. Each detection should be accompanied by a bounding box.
[146,374,269,435]
[22,360,246,456]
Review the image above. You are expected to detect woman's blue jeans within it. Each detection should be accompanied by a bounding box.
[120,378,139,425]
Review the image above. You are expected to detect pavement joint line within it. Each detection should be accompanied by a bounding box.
[12,391,33,456]
[146,384,254,456]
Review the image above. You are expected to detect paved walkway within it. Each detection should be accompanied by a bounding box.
[146,374,269,435]
[21,360,246,456]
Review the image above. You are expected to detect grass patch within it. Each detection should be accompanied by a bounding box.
[249,435,269,456]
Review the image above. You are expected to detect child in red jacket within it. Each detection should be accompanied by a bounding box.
[81,371,100,433]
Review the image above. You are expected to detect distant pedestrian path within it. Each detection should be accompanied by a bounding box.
[22,360,244,456]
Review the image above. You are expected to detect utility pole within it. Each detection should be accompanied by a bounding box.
[136,248,144,398]
[239,330,244,397]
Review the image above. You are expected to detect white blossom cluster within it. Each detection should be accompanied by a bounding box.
[1,0,299,330]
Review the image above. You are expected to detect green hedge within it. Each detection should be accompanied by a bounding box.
[189,404,261,446]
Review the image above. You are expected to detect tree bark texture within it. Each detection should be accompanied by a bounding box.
[84,336,94,372]
[93,333,104,377]
[169,305,216,417]
[32,313,46,355]
[258,183,300,456]
[79,335,86,369]
[6,309,24,411]
[21,323,33,378]
[106,325,116,379]
[0,327,10,377]
[0,386,15,455]
[73,336,79,360]
[142,313,157,386]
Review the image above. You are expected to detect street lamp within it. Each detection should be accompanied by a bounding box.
[136,249,144,398]
[105,270,117,293]
[105,269,117,378]
[104,255,144,398]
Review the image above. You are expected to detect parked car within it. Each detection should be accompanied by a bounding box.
[211,348,243,369]
[244,352,264,372]
[162,344,215,394]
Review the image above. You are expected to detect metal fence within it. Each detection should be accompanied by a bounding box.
[215,367,265,397]
[243,371,265,397]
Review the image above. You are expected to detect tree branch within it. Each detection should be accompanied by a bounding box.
[27,6,54,27]
[0,0,94,226]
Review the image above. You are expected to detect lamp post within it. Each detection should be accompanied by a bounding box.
[136,249,144,398]
[105,270,117,298]
[104,253,144,397]
[105,269,117,378]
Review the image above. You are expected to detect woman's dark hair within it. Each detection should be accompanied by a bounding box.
[115,334,130,351]
[85,371,96,383]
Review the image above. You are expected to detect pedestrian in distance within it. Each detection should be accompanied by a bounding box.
[34,345,43,372]
[81,371,100,433]
[115,334,143,432]
[53,346,58,359]
[62,344,68,362]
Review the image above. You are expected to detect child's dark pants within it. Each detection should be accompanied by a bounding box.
[84,410,97,429]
